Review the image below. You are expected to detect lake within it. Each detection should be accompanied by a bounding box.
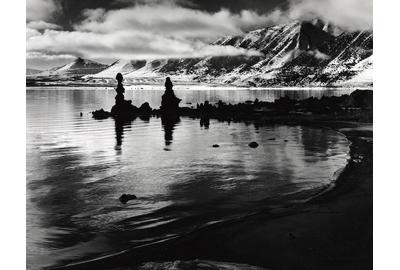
[26,87,352,269]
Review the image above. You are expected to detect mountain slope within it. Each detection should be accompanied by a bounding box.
[91,59,147,78]
[34,20,373,87]
[104,20,371,87]
[39,57,107,76]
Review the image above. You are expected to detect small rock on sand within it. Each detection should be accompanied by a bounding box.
[248,142,259,148]
[119,194,137,204]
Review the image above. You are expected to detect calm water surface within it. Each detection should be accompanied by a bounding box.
[27,88,351,269]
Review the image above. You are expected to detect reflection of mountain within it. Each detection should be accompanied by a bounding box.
[29,20,372,87]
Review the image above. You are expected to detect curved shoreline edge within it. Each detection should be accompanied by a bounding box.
[50,120,372,270]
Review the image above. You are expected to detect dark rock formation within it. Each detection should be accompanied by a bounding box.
[345,89,373,109]
[92,73,155,120]
[139,102,152,115]
[160,77,181,114]
[110,73,140,118]
[119,194,137,204]
[92,108,111,119]
[92,90,373,124]
[111,102,138,118]
[249,142,259,148]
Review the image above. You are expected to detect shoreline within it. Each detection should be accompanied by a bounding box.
[26,85,372,91]
[51,120,372,270]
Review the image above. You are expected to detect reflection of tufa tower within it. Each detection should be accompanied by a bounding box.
[161,115,180,146]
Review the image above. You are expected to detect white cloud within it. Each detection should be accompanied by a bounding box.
[27,20,62,30]
[26,28,41,39]
[26,51,77,70]
[283,0,372,31]
[27,3,270,61]
[26,0,59,21]
[75,5,274,40]
[26,28,262,60]
[26,51,76,61]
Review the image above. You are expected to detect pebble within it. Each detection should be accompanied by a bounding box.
[119,194,137,204]
[248,142,259,148]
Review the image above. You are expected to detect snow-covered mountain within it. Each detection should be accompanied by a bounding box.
[92,59,147,78]
[30,20,373,87]
[38,57,107,76]
[89,20,372,87]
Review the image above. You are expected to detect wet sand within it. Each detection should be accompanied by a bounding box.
[54,121,372,270]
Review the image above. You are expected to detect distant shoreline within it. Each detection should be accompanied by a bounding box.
[26,85,373,91]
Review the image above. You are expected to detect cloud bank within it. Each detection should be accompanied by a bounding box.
[27,3,270,63]
[26,0,60,21]
[285,0,372,31]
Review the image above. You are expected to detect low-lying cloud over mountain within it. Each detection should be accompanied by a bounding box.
[27,19,373,88]
[26,0,372,70]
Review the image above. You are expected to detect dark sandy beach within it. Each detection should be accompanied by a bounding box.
[53,119,372,270]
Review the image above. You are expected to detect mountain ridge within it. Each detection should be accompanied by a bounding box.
[38,57,108,76]
[29,20,373,87]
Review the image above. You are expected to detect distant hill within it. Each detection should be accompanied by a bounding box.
[38,57,107,76]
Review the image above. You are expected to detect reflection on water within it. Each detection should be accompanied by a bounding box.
[27,87,355,110]
[26,88,351,269]
[161,115,181,147]
[114,118,134,151]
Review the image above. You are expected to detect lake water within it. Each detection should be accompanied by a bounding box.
[26,88,351,269]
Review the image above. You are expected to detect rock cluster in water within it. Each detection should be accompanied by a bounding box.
[109,73,140,118]
[92,89,372,123]
[93,75,183,120]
